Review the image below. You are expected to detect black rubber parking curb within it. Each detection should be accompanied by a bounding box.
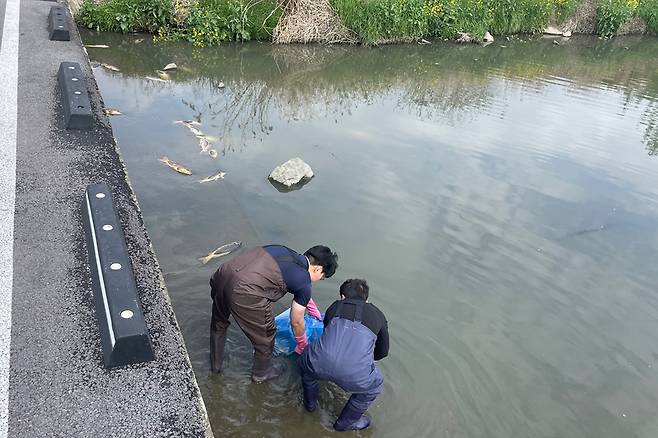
[83,183,155,369]
[57,62,93,129]
[48,6,70,41]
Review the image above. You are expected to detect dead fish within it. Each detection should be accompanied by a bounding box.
[156,70,170,81]
[145,76,167,82]
[174,120,201,127]
[198,171,226,184]
[199,137,211,154]
[134,38,144,44]
[103,108,122,116]
[158,156,192,175]
[85,44,109,48]
[163,63,177,71]
[101,63,120,72]
[189,126,204,137]
[198,241,241,264]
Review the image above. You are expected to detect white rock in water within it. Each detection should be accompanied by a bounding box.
[544,26,563,35]
[269,158,314,187]
[163,63,177,70]
[483,31,494,42]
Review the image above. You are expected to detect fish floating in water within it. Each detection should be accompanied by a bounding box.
[198,241,242,265]
[198,137,218,157]
[145,76,167,83]
[85,44,109,49]
[134,38,144,44]
[174,120,201,127]
[101,63,120,72]
[198,171,226,183]
[199,137,215,156]
[156,70,170,81]
[158,156,192,175]
[103,108,122,116]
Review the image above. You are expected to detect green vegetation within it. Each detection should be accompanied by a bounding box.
[331,0,428,43]
[638,0,658,33]
[76,0,656,45]
[597,0,637,35]
[77,0,280,45]
[78,0,174,33]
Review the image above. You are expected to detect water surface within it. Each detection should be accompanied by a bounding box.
[83,31,658,438]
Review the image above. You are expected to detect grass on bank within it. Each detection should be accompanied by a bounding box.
[77,0,280,45]
[76,0,658,45]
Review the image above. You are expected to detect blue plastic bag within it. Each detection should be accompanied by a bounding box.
[273,309,324,356]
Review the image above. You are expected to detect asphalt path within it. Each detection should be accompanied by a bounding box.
[1,1,212,436]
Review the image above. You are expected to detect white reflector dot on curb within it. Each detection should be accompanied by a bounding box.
[95,193,105,198]
[102,224,113,231]
[110,263,122,270]
[120,310,134,319]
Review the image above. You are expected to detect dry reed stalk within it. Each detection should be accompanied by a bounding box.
[272,0,356,44]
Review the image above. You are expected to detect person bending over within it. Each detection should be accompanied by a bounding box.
[210,244,338,382]
[297,279,389,431]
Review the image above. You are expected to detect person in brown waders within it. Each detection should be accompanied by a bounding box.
[209,244,338,383]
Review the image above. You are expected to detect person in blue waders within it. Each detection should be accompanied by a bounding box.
[297,279,390,431]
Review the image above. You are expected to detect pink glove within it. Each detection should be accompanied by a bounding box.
[306,298,322,320]
[294,333,308,354]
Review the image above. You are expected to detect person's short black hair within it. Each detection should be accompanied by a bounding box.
[304,245,338,278]
[339,279,369,301]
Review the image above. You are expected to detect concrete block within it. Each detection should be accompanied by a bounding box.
[83,183,155,368]
[57,62,93,129]
[48,6,70,41]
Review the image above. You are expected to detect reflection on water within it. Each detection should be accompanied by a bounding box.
[84,30,658,438]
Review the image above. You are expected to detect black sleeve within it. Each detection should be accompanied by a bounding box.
[323,301,339,328]
[373,316,389,361]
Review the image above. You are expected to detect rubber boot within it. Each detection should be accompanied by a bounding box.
[302,380,319,412]
[251,355,284,383]
[333,402,371,431]
[210,329,227,373]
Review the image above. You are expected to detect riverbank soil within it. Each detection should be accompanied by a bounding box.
[5,1,212,436]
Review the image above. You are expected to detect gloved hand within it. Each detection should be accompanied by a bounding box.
[294,333,308,355]
[306,298,322,320]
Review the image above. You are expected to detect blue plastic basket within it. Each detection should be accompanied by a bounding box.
[273,309,324,356]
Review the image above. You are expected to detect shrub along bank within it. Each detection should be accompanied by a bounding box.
[76,0,658,45]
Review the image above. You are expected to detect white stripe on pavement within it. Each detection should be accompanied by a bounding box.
[0,0,20,436]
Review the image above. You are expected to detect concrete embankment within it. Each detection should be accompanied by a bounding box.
[2,0,212,436]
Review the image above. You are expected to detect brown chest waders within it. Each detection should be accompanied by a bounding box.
[209,246,305,382]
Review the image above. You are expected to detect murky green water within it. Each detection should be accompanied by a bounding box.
[83,31,658,437]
